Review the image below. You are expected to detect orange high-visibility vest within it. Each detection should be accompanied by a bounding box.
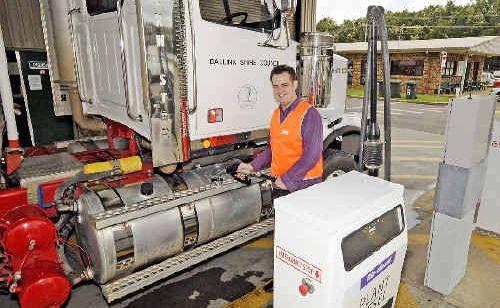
[270,100,323,179]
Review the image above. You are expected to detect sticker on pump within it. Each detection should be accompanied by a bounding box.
[360,251,396,290]
[276,246,322,282]
[360,275,390,308]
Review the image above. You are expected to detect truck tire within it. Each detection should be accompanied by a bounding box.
[323,149,357,180]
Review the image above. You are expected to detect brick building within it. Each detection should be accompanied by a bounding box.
[335,36,500,94]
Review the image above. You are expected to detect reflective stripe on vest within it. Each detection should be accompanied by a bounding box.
[270,100,323,179]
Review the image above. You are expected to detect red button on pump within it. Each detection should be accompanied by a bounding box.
[298,278,315,296]
[299,283,309,296]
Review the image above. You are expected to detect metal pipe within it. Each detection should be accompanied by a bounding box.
[379,12,391,181]
[69,90,105,131]
[358,26,372,171]
[0,25,19,146]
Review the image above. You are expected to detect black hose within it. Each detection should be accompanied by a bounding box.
[369,22,377,122]
[362,6,386,177]
[54,170,114,203]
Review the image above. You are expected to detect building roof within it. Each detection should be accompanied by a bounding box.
[335,36,500,55]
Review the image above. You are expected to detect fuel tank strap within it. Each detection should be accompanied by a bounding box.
[101,218,274,302]
[179,203,199,249]
[91,176,267,230]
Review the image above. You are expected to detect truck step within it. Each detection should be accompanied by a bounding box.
[101,218,275,302]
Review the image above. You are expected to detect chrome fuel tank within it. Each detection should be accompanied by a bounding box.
[75,164,269,284]
[179,165,263,246]
[75,175,182,283]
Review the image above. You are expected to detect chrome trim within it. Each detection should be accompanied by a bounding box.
[140,0,184,166]
[117,0,143,122]
[67,7,88,102]
[135,0,150,116]
[297,32,335,108]
[186,0,197,114]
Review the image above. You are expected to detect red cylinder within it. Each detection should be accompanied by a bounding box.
[0,205,70,307]
[18,260,71,308]
[1,206,56,259]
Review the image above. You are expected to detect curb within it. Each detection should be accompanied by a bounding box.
[347,95,449,106]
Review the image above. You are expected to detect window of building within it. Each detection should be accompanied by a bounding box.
[441,61,457,76]
[86,0,117,15]
[390,60,424,76]
[341,205,405,271]
[199,0,278,32]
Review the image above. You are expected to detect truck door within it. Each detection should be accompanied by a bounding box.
[189,0,297,140]
[68,0,149,138]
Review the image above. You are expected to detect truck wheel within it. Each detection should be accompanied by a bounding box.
[323,149,357,180]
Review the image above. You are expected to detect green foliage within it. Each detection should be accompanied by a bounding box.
[316,0,500,42]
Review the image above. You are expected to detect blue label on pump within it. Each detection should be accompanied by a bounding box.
[360,251,396,289]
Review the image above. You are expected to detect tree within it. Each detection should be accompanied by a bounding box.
[316,0,500,42]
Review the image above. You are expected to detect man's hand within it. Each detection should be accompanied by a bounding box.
[275,177,287,190]
[237,163,254,174]
[235,163,254,180]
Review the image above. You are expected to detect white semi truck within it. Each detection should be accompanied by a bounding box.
[0,0,362,306]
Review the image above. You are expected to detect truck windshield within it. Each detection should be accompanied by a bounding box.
[341,205,405,271]
[199,0,278,31]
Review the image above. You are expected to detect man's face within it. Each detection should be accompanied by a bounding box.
[271,72,298,107]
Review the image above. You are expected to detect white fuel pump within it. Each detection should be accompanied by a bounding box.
[274,171,407,308]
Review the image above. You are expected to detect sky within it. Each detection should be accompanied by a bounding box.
[316,0,474,23]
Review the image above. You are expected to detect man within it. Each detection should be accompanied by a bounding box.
[238,65,323,195]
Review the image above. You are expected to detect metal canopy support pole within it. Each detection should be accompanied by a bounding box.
[0,25,19,146]
[0,24,22,174]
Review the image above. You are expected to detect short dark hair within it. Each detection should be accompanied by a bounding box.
[270,65,297,81]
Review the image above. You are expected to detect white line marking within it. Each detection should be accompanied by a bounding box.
[391,108,423,114]
[422,109,445,113]
[392,175,436,180]
[377,111,403,115]
[392,156,441,162]
[392,145,442,149]
[424,107,446,111]
[392,140,443,144]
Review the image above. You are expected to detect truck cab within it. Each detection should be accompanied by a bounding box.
[48,0,359,174]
